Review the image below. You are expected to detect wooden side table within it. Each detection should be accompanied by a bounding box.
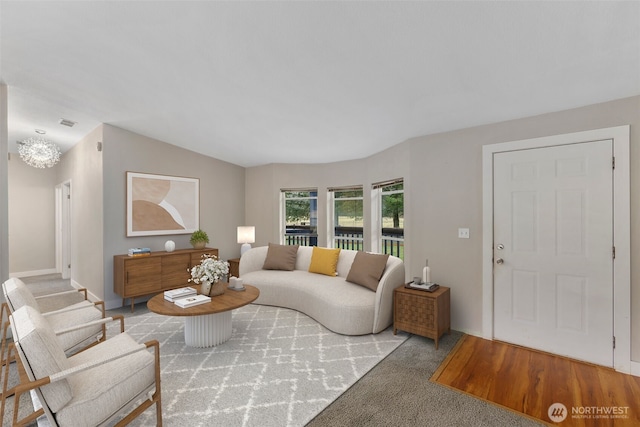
[393,285,450,349]
[228,258,240,278]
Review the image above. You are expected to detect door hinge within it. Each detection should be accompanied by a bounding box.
[67,194,71,199]
[612,156,616,169]
[613,246,616,259]
[613,336,616,349]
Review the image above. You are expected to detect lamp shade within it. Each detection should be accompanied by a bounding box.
[237,226,255,244]
[238,226,255,257]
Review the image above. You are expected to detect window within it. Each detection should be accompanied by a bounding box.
[372,179,404,259]
[328,186,363,250]
[282,189,318,246]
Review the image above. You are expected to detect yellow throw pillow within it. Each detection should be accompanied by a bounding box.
[308,247,341,276]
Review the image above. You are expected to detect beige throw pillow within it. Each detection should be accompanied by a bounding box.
[346,252,390,292]
[262,243,299,271]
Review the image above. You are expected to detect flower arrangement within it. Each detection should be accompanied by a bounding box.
[188,254,229,285]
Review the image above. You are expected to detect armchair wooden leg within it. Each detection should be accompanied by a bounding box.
[1,320,9,371]
[0,304,11,368]
[0,341,13,426]
[2,343,42,427]
[12,375,45,427]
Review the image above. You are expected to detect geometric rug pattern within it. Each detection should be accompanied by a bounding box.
[116,304,408,426]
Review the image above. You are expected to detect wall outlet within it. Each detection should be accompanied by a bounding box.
[458,228,470,239]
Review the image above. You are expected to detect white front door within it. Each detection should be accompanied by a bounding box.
[493,140,614,367]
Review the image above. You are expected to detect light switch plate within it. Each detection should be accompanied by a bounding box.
[458,228,470,239]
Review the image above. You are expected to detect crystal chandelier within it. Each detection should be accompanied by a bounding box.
[18,137,62,168]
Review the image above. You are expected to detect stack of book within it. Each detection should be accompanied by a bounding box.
[163,287,197,302]
[175,294,211,308]
[406,281,440,292]
[128,247,151,257]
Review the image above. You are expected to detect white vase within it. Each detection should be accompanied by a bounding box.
[165,240,176,252]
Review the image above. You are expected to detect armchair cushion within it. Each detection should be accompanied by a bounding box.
[11,306,73,412]
[3,278,39,312]
[57,333,156,426]
[3,277,92,314]
[46,306,104,353]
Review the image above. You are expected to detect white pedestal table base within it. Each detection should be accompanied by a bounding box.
[184,311,232,347]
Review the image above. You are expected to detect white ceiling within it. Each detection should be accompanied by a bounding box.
[1,1,639,167]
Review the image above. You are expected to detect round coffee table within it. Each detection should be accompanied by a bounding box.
[147,283,259,347]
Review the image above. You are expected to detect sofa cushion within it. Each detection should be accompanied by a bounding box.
[308,247,341,276]
[262,243,299,271]
[346,252,390,292]
[243,269,377,335]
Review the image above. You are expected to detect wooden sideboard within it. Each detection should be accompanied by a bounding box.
[114,248,218,311]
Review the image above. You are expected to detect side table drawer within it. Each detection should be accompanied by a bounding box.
[395,292,435,332]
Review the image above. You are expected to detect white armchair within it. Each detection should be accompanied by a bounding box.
[8,305,162,426]
[0,278,126,425]
[2,278,112,357]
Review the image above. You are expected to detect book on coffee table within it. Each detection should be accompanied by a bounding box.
[175,294,211,308]
[164,287,196,302]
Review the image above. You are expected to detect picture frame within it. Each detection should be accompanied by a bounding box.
[126,172,199,237]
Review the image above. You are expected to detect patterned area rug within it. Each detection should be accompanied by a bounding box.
[118,304,407,427]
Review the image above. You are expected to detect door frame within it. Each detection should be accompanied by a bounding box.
[481,125,630,373]
[55,180,71,280]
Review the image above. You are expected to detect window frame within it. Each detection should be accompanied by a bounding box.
[280,188,318,246]
[327,186,364,250]
[371,178,404,259]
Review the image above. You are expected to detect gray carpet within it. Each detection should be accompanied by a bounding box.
[307,331,544,427]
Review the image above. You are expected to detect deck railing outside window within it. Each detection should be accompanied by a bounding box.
[285,226,318,246]
[285,226,403,257]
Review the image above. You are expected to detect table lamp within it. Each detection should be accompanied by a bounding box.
[237,226,255,256]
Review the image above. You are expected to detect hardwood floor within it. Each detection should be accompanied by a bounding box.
[431,335,640,426]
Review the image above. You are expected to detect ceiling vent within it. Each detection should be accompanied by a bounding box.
[59,118,76,127]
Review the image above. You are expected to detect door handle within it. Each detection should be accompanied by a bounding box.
[496,258,504,265]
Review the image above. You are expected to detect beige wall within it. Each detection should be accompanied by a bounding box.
[0,84,8,282]
[7,154,57,274]
[245,95,640,361]
[57,126,105,298]
[101,125,246,308]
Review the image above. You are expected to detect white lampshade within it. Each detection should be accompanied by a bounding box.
[237,226,255,256]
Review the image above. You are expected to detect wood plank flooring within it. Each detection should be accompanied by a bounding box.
[431,335,640,426]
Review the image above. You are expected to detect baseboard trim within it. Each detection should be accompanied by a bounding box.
[631,361,640,378]
[105,298,123,311]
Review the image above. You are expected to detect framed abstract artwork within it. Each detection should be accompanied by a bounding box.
[126,172,199,237]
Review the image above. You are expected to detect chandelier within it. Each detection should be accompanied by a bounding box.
[18,137,62,168]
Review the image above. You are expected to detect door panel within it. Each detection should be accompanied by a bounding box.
[493,140,613,366]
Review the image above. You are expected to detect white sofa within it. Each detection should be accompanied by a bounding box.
[239,246,405,335]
